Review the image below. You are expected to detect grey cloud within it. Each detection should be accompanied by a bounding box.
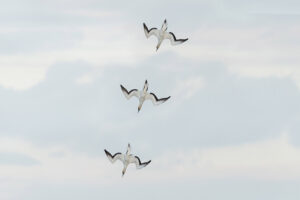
[0,53,300,157]
[1,0,299,31]
[0,0,226,31]
[0,0,120,28]
[0,30,83,54]
[2,0,300,59]
[1,0,300,199]
[17,179,300,200]
[0,152,40,166]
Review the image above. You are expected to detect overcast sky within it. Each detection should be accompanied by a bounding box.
[0,0,300,199]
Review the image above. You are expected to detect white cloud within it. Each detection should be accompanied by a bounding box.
[176,26,300,89]
[0,66,47,90]
[0,137,115,184]
[75,73,94,85]
[0,21,152,90]
[172,76,205,100]
[143,133,300,181]
[63,9,120,18]
[1,133,298,189]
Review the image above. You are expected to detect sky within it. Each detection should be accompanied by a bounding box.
[0,0,300,199]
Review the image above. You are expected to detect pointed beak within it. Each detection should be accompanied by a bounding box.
[138,107,140,112]
[156,46,159,51]
[122,171,125,177]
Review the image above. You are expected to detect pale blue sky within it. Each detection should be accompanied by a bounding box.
[0,0,300,199]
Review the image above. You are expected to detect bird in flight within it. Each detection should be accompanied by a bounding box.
[143,19,188,51]
[120,80,171,112]
[104,143,151,177]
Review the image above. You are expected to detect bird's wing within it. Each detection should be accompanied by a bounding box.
[164,32,188,45]
[129,155,151,169]
[143,23,159,39]
[104,149,125,164]
[145,93,171,105]
[120,85,139,100]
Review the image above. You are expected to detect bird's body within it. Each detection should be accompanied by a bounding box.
[104,144,151,177]
[120,80,171,112]
[143,19,188,51]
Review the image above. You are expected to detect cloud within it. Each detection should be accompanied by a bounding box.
[0,28,83,55]
[0,53,300,153]
[175,19,300,89]
[0,66,47,90]
[75,73,95,85]
[1,1,300,199]
[0,152,39,166]
[0,133,299,200]
[147,134,300,181]
[0,137,112,183]
[172,76,205,100]
[0,20,151,90]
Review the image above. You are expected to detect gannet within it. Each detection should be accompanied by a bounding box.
[143,19,188,51]
[120,80,171,112]
[104,144,151,177]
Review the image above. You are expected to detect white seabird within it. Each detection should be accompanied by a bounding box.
[120,80,171,112]
[143,19,188,51]
[104,143,151,177]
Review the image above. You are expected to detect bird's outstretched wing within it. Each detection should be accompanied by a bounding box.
[129,155,151,169]
[146,93,171,105]
[120,85,139,100]
[164,32,188,45]
[143,23,159,39]
[104,149,125,164]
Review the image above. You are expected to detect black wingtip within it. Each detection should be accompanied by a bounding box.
[120,84,126,91]
[179,38,188,43]
[163,96,171,102]
[145,160,151,166]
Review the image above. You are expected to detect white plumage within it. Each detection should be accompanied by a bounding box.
[143,19,188,51]
[120,80,171,112]
[104,144,151,177]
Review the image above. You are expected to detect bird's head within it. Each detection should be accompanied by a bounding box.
[162,19,168,31]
